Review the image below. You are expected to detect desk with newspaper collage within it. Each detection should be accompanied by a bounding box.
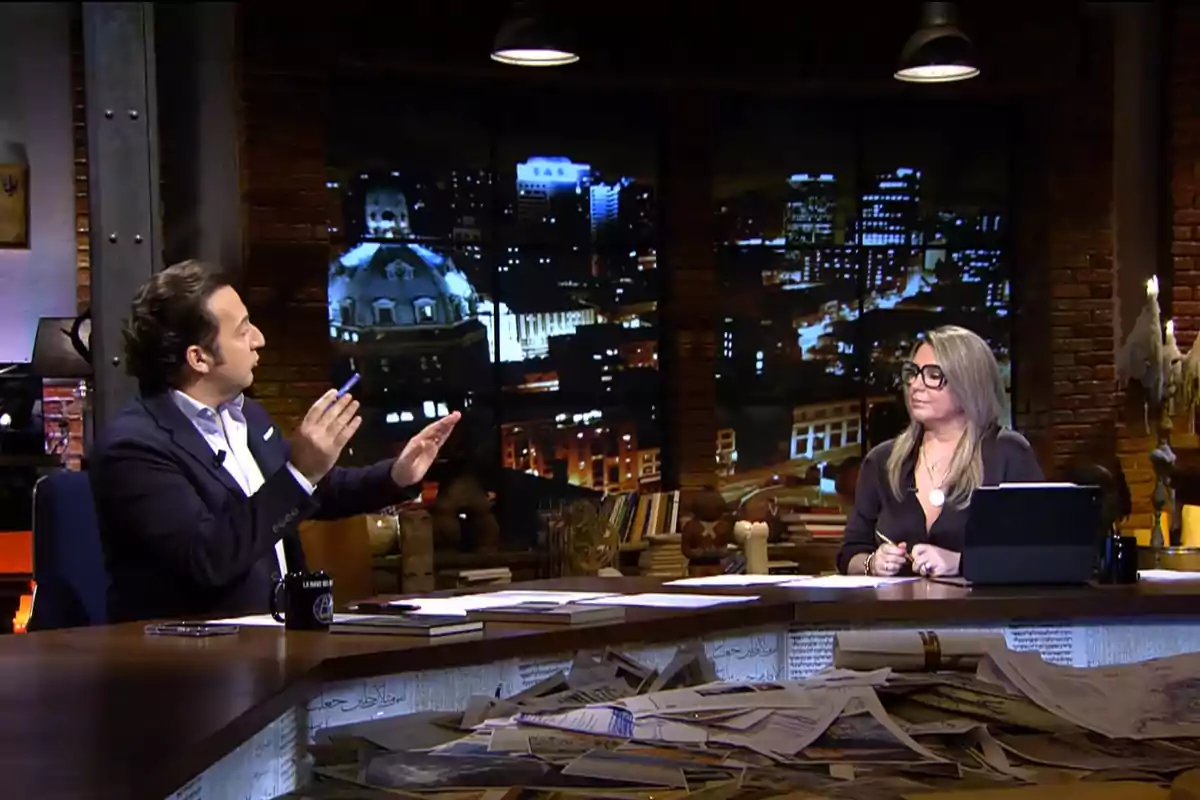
[267,573,1200,800]
[9,573,1200,799]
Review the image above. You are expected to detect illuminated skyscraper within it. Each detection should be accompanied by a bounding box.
[514,156,592,248]
[858,168,921,247]
[784,173,838,246]
[515,157,590,220]
[589,180,625,238]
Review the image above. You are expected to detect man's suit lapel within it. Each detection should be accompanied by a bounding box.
[140,393,244,496]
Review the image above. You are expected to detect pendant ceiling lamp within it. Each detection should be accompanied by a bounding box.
[490,3,579,67]
[894,1,979,84]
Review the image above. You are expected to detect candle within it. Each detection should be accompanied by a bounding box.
[1166,319,1183,415]
[1148,276,1160,299]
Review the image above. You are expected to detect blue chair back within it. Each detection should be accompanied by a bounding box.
[27,469,108,631]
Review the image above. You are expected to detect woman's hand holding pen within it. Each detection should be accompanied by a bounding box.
[864,532,907,575]
[870,542,908,575]
[868,531,910,576]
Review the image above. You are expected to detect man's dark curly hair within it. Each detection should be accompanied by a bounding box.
[122,259,232,395]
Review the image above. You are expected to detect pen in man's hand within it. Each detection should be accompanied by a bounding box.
[875,529,915,562]
[326,373,361,411]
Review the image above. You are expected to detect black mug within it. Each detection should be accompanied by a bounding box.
[271,570,334,630]
[1100,534,1139,585]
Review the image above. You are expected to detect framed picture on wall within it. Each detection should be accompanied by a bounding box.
[0,145,29,248]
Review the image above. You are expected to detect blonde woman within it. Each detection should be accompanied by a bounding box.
[837,325,1043,579]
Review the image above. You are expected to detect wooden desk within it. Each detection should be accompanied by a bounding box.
[4,576,1200,799]
[0,573,30,634]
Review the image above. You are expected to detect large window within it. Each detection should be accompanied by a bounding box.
[325,80,1015,524]
[326,78,662,508]
[713,100,1013,510]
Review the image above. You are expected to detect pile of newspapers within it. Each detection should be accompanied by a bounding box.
[281,634,1200,800]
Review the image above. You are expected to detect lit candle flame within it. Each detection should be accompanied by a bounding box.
[1148,276,1160,299]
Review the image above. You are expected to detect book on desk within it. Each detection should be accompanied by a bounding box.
[330,614,484,637]
[466,602,626,626]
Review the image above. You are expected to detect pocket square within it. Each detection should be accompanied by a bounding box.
[263,427,275,441]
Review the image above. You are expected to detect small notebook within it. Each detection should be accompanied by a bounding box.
[329,614,483,637]
[466,602,626,625]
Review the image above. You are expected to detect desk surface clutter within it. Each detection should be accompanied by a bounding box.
[5,575,1200,799]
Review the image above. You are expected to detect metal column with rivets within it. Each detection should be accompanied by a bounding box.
[82,2,163,430]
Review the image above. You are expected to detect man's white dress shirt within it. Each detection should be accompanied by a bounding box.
[172,391,315,578]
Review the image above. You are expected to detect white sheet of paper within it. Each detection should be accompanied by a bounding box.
[1138,569,1200,582]
[391,590,621,616]
[780,575,917,589]
[577,593,759,609]
[664,575,804,587]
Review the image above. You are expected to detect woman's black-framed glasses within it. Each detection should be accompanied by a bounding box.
[900,361,947,390]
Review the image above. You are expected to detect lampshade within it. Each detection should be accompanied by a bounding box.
[490,11,578,67]
[894,2,979,84]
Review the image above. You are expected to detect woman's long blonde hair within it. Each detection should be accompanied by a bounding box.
[885,325,1007,508]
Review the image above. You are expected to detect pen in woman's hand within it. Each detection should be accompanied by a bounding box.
[875,529,915,562]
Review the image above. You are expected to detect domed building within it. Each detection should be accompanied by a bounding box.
[329,242,477,330]
[327,239,490,460]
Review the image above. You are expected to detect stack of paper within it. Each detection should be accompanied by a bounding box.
[664,574,803,587]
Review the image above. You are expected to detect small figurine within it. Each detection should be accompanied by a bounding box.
[430,473,499,552]
[680,487,734,576]
[1150,442,1179,549]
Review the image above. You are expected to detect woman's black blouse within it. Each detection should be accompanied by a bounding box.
[835,429,1045,575]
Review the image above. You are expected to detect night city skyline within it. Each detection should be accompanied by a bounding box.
[325,149,1010,509]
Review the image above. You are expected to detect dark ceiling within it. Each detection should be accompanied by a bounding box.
[244,1,1097,95]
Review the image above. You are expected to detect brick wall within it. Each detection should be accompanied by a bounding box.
[1040,17,1119,480]
[54,6,88,470]
[1172,7,1200,342]
[658,97,718,490]
[1011,16,1117,480]
[236,9,332,434]
[70,6,88,312]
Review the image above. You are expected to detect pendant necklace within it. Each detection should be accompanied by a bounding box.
[922,447,947,508]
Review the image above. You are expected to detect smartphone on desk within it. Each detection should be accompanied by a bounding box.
[144,622,240,638]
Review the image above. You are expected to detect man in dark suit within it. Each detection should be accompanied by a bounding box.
[90,260,460,622]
